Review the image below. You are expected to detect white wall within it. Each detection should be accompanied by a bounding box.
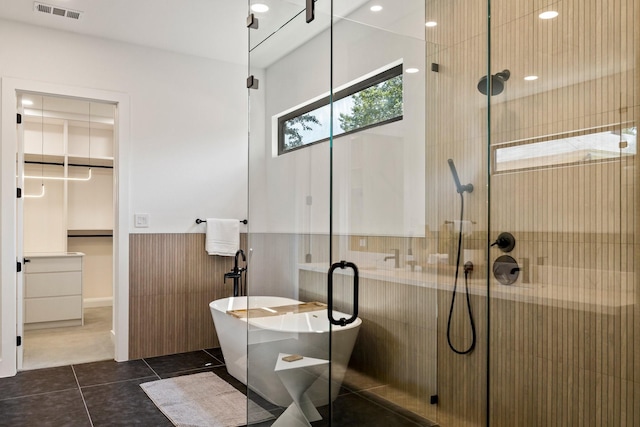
[67,168,113,231]
[0,19,248,234]
[253,18,425,237]
[0,18,248,375]
[67,237,113,303]
[23,164,66,253]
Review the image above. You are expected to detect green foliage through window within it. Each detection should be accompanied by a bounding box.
[339,75,403,132]
[278,65,403,154]
[283,114,321,149]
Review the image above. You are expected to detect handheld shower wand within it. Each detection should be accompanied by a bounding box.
[446,158,476,355]
[447,159,474,194]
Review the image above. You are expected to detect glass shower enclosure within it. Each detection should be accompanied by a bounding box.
[246,0,433,425]
[241,0,638,425]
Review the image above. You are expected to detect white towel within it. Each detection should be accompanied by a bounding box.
[205,218,239,256]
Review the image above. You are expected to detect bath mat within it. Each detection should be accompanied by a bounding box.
[140,372,274,427]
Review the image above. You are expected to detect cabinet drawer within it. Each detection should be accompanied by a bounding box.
[24,256,82,273]
[25,295,82,323]
[25,272,82,298]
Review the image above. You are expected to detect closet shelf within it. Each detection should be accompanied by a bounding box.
[67,229,113,237]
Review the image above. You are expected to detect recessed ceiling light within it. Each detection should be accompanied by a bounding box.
[406,68,419,74]
[251,3,269,13]
[538,10,558,19]
[425,21,437,27]
[370,5,383,12]
[524,75,539,81]
[22,99,33,106]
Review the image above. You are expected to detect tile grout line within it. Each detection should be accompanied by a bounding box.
[141,358,162,380]
[201,349,225,366]
[71,365,95,427]
[0,387,80,402]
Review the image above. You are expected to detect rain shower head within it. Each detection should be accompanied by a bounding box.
[477,69,510,95]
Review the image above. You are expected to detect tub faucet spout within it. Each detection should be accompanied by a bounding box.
[233,249,246,274]
[225,249,247,297]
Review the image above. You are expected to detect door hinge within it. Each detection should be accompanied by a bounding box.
[17,336,22,346]
[430,394,439,405]
[247,75,259,90]
[17,113,22,124]
[16,261,22,273]
[17,188,22,199]
[246,13,258,29]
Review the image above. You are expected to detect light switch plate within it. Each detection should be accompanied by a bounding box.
[134,213,150,228]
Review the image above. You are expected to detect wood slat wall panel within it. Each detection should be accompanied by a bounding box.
[128,233,247,359]
[298,232,440,423]
[424,0,639,425]
[485,0,639,425]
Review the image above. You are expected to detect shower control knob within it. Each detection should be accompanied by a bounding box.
[492,232,515,252]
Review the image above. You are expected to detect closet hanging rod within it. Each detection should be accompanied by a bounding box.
[196,218,248,225]
[25,160,114,169]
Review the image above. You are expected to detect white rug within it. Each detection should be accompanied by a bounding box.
[141,372,274,427]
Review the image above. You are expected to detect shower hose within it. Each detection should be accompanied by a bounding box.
[446,192,477,355]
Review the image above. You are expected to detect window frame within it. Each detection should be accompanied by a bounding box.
[277,64,403,155]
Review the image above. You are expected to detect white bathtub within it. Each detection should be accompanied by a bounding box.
[210,296,361,407]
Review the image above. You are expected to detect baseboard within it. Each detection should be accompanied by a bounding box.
[84,297,113,308]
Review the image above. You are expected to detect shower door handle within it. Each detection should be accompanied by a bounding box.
[306,0,314,23]
[327,261,359,326]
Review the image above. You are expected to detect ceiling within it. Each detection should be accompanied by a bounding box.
[0,1,423,67]
[0,0,249,65]
[2,1,632,109]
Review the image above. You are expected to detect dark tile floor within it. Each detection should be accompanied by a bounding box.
[0,349,434,426]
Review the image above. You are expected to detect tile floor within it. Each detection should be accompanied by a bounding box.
[0,348,436,426]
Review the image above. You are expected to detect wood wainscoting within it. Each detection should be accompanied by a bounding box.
[129,233,246,359]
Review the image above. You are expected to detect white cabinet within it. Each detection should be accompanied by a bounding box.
[24,253,84,330]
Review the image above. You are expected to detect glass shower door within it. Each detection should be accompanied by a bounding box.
[327,1,435,424]
[247,1,435,425]
[246,0,333,425]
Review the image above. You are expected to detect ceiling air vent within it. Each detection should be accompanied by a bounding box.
[35,3,51,13]
[33,2,83,20]
[66,10,81,20]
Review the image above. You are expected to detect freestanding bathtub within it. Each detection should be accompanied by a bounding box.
[210,296,361,407]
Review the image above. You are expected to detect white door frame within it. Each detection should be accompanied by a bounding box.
[15,92,24,370]
[0,78,130,377]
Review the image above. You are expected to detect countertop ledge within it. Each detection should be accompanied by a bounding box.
[25,252,85,257]
[298,262,635,314]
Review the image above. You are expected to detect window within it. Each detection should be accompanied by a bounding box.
[493,124,637,173]
[278,64,403,155]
